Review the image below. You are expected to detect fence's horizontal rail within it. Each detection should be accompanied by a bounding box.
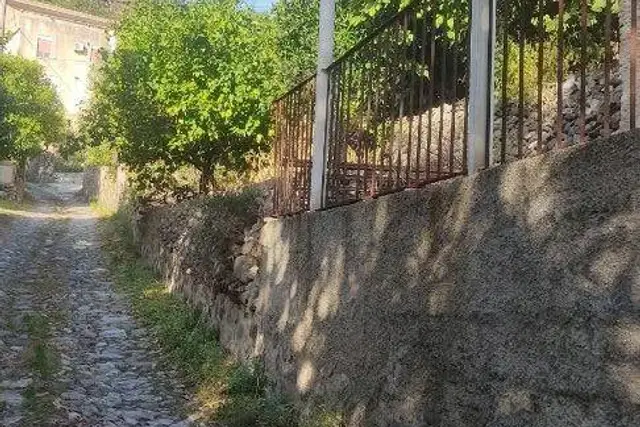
[273,73,317,104]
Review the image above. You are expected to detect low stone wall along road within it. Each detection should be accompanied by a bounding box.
[0,176,193,426]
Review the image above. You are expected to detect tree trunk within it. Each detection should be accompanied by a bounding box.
[198,163,214,194]
[14,159,26,203]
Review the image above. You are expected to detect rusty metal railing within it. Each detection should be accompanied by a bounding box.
[271,0,639,216]
[272,75,315,215]
[493,0,624,163]
[324,0,470,207]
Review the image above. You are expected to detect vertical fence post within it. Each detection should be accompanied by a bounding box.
[310,0,336,211]
[622,0,639,131]
[1,0,7,50]
[467,0,497,174]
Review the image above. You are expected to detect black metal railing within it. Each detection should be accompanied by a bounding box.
[324,0,470,207]
[272,75,315,215]
[493,0,623,163]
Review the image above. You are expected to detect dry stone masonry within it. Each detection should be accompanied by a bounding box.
[494,64,623,161]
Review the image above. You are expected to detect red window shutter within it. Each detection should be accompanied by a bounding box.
[37,38,53,58]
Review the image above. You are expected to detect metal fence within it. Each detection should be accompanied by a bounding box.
[324,0,470,207]
[272,0,637,216]
[494,0,623,163]
[272,75,315,215]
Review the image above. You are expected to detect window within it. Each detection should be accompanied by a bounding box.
[36,37,53,59]
[74,41,88,55]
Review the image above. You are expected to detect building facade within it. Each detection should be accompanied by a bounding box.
[1,0,111,118]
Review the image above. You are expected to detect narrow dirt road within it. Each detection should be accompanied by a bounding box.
[0,176,192,427]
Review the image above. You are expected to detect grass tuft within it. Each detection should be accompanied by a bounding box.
[21,312,62,424]
[0,198,30,211]
[90,199,117,218]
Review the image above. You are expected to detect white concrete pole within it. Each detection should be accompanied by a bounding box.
[310,0,336,211]
[467,0,497,174]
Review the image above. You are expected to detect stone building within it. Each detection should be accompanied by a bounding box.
[0,0,111,118]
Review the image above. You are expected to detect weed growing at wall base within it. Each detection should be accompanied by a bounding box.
[97,210,297,426]
[0,199,31,211]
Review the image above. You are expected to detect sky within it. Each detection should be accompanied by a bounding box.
[246,0,275,12]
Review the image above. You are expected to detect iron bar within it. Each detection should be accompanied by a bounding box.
[450,14,458,175]
[604,0,612,136]
[463,2,470,172]
[537,0,544,150]
[632,0,637,129]
[417,15,428,183]
[579,0,588,144]
[428,11,435,180]
[501,2,509,163]
[517,1,525,158]
[407,13,418,186]
[438,26,446,177]
[371,40,381,196]
[556,0,565,147]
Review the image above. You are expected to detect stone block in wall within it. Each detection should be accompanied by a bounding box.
[81,167,100,201]
[130,192,264,361]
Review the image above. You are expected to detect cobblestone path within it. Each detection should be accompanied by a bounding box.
[0,176,194,427]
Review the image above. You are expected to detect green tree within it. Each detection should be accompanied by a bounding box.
[273,0,412,86]
[0,53,66,199]
[84,0,280,194]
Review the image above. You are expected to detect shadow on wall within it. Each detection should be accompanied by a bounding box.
[255,130,640,425]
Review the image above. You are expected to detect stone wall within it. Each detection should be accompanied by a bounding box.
[0,161,16,187]
[82,166,127,212]
[131,192,264,360]
[133,132,640,425]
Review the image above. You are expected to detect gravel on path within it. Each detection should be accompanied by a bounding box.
[0,175,195,427]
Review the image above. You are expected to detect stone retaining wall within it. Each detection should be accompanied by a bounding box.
[133,132,640,426]
[131,193,264,360]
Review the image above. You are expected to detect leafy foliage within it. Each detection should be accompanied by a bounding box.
[275,0,619,90]
[83,0,280,195]
[0,53,66,168]
[273,0,414,86]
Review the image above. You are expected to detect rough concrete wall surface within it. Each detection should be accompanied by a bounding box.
[256,131,640,425]
[131,132,640,425]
